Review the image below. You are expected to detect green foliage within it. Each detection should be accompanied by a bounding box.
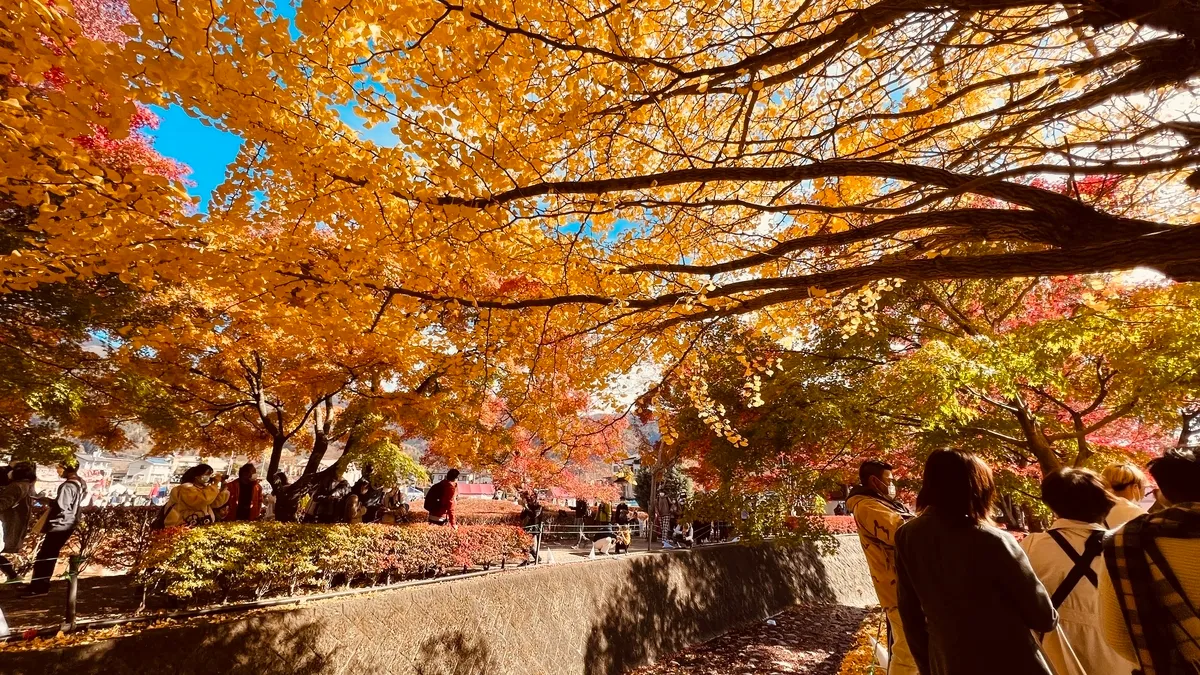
[136,522,533,603]
[633,464,693,509]
[0,422,78,464]
[344,437,427,488]
[0,257,159,462]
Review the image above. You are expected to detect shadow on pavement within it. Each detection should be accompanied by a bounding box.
[0,612,338,675]
[582,541,839,675]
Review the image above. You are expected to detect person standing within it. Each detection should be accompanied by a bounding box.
[0,463,36,582]
[269,471,295,522]
[573,497,590,548]
[23,458,88,598]
[847,460,917,675]
[895,449,1057,675]
[424,469,459,527]
[224,463,263,521]
[162,464,228,528]
[1099,448,1200,675]
[654,491,673,548]
[1021,468,1134,675]
[597,500,612,525]
[1101,463,1149,529]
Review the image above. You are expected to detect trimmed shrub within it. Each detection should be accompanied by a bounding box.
[821,515,858,534]
[13,505,159,576]
[780,514,859,536]
[401,499,576,527]
[136,522,532,603]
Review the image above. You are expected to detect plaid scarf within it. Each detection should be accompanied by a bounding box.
[1104,503,1200,675]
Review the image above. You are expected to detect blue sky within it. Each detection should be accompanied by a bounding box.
[150,102,397,212]
[151,105,242,211]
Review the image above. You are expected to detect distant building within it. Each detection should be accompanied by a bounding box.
[455,482,495,500]
[124,458,173,485]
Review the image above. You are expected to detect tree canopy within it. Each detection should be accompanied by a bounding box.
[3,0,1200,496]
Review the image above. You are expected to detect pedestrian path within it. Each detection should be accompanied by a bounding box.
[0,576,144,634]
[629,605,879,675]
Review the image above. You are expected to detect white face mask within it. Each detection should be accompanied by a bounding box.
[887,483,897,499]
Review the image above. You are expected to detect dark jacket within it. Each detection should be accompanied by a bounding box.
[46,477,87,533]
[895,511,1057,675]
[0,479,33,553]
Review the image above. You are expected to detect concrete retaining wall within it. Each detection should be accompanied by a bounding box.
[1,536,872,675]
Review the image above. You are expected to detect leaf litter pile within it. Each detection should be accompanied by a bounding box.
[632,605,884,675]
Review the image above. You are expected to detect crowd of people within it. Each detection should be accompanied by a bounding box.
[0,459,435,599]
[849,448,1200,675]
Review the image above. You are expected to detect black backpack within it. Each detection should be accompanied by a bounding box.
[423,483,444,513]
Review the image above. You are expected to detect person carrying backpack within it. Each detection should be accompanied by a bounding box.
[1022,468,1134,675]
[424,469,459,528]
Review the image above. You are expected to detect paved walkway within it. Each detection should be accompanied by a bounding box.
[630,605,878,675]
[0,576,147,633]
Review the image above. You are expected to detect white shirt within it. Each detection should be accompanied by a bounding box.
[1104,498,1146,530]
[1021,519,1137,675]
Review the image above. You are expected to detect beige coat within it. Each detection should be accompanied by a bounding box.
[1021,519,1136,675]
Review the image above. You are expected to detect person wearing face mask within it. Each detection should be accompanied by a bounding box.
[848,460,917,675]
[23,459,87,598]
[224,463,263,521]
[162,464,229,528]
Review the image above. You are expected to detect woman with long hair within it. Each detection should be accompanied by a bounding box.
[224,462,263,521]
[895,449,1057,675]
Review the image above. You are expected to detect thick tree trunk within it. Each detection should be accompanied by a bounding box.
[305,431,329,475]
[1010,402,1062,475]
[275,463,340,523]
[996,492,1026,531]
[1069,414,1091,468]
[275,429,358,521]
[265,434,286,482]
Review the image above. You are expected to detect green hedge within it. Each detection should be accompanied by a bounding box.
[136,522,533,603]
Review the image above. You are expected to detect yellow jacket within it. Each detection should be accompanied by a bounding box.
[848,491,911,609]
[163,482,228,527]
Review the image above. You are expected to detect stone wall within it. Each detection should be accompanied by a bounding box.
[1,536,872,675]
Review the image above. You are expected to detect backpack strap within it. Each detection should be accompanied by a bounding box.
[1048,529,1105,609]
